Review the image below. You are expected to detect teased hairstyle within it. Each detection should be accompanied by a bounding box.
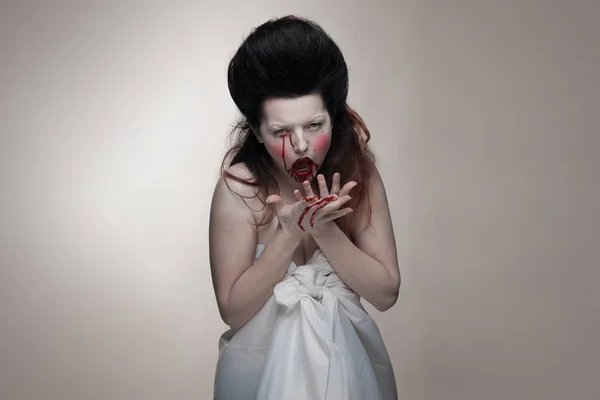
[221,15,376,237]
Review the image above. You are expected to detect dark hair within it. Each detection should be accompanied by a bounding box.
[221,15,375,237]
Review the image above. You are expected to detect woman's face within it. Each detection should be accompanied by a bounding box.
[258,94,332,184]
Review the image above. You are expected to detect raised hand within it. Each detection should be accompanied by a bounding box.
[266,173,354,240]
[301,172,358,235]
[311,172,357,199]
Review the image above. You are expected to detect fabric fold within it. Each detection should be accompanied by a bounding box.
[214,244,397,400]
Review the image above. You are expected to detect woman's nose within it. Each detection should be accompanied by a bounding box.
[291,130,309,154]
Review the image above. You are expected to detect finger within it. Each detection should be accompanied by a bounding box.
[317,174,329,197]
[338,181,357,198]
[266,194,281,204]
[315,195,351,216]
[296,198,320,231]
[302,180,316,198]
[265,194,283,211]
[294,193,319,216]
[330,172,341,195]
[318,208,353,224]
[301,195,335,227]
[308,200,332,227]
[293,189,303,202]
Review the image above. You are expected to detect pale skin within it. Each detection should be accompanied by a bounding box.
[209,94,400,329]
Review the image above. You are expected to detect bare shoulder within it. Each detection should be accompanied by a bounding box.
[211,163,254,228]
[224,162,256,186]
[212,163,260,211]
[222,162,259,198]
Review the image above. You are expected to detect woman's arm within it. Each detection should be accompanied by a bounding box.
[311,167,400,311]
[209,167,301,329]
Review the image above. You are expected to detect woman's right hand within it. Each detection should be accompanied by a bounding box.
[266,187,352,241]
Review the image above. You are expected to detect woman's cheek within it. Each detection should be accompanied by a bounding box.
[313,131,331,154]
[265,140,284,163]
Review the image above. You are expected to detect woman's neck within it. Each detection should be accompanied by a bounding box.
[273,167,316,197]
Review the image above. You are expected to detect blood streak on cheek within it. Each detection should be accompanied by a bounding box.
[278,133,294,172]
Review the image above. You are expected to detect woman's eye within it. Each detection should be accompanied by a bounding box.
[275,129,285,135]
[309,123,322,129]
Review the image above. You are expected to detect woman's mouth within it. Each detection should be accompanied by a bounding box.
[290,157,317,179]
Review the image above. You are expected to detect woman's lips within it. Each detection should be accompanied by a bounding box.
[292,157,312,169]
[290,158,317,178]
[294,167,313,177]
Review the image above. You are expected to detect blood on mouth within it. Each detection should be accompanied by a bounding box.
[276,132,333,230]
[280,134,319,182]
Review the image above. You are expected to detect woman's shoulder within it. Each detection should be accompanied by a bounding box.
[211,163,260,225]
[223,162,256,185]
[214,162,263,209]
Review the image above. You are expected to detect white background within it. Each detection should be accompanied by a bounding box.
[1,1,599,399]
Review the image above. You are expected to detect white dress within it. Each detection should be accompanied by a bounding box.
[213,244,398,400]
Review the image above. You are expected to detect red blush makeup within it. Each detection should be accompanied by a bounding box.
[313,132,331,153]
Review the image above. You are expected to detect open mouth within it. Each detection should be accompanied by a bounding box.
[290,157,317,179]
[292,157,312,171]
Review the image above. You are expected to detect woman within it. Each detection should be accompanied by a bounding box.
[209,15,400,400]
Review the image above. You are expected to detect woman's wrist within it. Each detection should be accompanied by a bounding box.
[310,220,338,240]
[275,223,304,246]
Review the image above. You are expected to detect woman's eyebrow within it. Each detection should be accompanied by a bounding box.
[268,114,325,129]
[308,113,325,121]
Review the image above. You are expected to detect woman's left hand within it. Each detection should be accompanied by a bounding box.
[293,172,357,232]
